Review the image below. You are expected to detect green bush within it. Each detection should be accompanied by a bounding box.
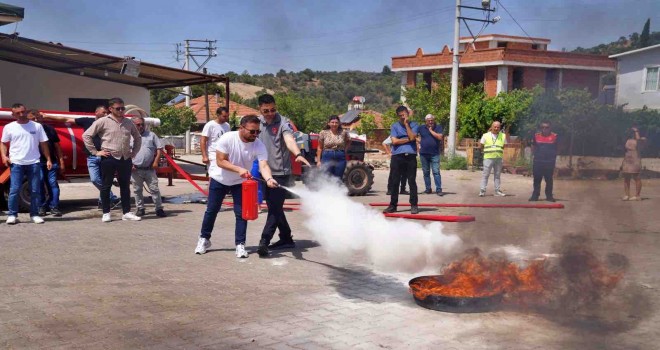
[441,156,468,170]
[152,106,196,136]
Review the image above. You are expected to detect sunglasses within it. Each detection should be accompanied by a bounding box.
[112,106,126,111]
[245,129,261,135]
[261,108,277,114]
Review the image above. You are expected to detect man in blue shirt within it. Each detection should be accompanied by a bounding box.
[383,106,419,214]
[417,114,444,196]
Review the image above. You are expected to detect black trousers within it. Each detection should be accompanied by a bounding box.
[260,175,293,244]
[532,162,555,198]
[387,167,407,192]
[388,153,418,207]
[100,156,132,214]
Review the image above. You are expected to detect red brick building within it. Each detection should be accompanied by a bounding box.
[391,34,616,99]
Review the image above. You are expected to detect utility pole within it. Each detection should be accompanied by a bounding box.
[447,0,461,158]
[177,39,217,107]
[447,0,498,157]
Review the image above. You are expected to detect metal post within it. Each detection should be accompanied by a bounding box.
[184,40,191,107]
[447,0,461,157]
[203,68,210,123]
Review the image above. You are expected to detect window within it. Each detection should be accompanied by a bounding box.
[644,67,659,91]
[497,42,507,48]
[531,44,539,50]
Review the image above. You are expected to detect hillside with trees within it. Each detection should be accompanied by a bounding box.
[572,18,658,55]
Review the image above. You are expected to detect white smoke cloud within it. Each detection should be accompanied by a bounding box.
[291,175,462,273]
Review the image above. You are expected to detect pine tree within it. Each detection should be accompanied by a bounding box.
[640,18,651,48]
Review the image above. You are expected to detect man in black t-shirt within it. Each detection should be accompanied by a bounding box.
[45,106,119,208]
[29,110,65,216]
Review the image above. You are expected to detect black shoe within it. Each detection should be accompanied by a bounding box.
[382,206,397,214]
[111,198,122,209]
[386,191,392,195]
[51,208,62,217]
[528,196,539,202]
[546,197,556,202]
[411,205,419,214]
[155,209,167,217]
[436,191,445,197]
[257,239,269,257]
[38,207,47,216]
[135,208,145,217]
[400,190,410,195]
[269,238,295,250]
[423,189,432,194]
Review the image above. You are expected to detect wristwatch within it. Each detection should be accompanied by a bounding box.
[295,153,303,158]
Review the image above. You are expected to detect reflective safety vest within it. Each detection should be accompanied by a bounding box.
[483,132,505,159]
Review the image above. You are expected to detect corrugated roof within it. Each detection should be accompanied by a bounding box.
[0,33,227,89]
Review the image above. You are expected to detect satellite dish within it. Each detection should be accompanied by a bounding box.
[359,96,366,104]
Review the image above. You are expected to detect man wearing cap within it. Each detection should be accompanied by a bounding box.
[417,114,444,196]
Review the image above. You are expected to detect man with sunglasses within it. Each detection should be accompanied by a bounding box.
[83,97,142,222]
[195,115,278,257]
[254,94,310,257]
[200,106,231,167]
[529,121,558,202]
[45,105,120,208]
[130,116,166,218]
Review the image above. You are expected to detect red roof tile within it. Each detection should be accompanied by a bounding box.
[175,95,259,124]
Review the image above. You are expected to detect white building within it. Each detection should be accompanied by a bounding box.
[610,44,660,111]
[0,33,226,113]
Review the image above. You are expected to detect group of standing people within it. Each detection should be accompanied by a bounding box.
[382,106,445,214]
[1,97,167,225]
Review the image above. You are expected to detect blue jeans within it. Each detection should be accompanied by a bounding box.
[321,150,347,179]
[200,179,247,245]
[420,154,442,192]
[8,163,42,216]
[250,160,263,204]
[87,156,117,203]
[40,163,60,210]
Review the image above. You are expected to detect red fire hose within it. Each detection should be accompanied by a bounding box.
[383,213,475,222]
[369,203,564,209]
[162,152,208,196]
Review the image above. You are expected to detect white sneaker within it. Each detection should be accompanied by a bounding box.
[6,216,17,225]
[235,243,249,258]
[495,190,507,197]
[101,213,112,222]
[31,216,44,224]
[621,196,630,201]
[629,196,640,201]
[122,212,142,221]
[478,190,486,197]
[195,238,212,255]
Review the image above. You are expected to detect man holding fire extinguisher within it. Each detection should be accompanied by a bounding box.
[195,115,278,258]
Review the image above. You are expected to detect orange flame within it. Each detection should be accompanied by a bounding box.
[410,248,623,305]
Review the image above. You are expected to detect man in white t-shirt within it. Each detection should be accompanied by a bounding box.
[1,103,52,224]
[200,106,231,166]
[195,115,278,258]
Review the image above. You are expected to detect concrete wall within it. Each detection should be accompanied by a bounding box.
[615,47,660,110]
[0,60,150,113]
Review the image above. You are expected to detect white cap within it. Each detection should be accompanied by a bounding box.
[424,114,435,120]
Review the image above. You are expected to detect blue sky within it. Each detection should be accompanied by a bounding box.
[3,0,659,75]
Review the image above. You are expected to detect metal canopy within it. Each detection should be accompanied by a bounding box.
[0,2,23,26]
[0,33,228,89]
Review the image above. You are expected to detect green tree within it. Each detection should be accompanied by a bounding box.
[150,88,180,112]
[381,65,393,75]
[640,18,651,47]
[355,112,378,136]
[152,106,197,135]
[273,92,336,133]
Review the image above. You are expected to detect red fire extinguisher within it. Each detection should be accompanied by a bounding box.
[242,179,259,220]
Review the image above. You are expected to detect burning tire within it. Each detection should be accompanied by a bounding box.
[343,160,374,196]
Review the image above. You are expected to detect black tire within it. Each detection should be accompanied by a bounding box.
[343,161,374,196]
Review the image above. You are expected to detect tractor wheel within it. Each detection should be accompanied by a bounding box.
[343,161,374,196]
